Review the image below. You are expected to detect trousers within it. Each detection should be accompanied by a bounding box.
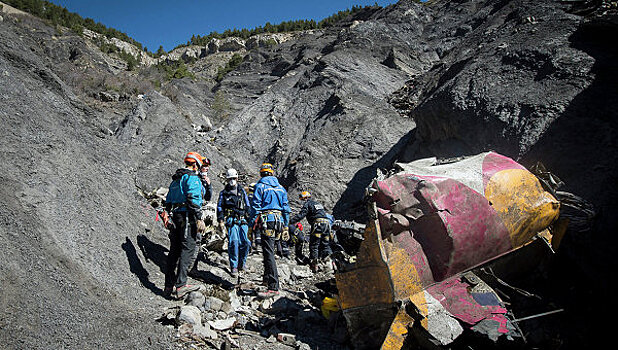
[226,217,250,269]
[260,234,279,291]
[309,221,332,260]
[165,211,197,288]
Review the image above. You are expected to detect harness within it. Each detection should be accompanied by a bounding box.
[170,203,187,212]
[258,210,283,238]
[311,217,331,238]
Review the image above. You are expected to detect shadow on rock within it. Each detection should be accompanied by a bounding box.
[251,295,349,349]
[190,269,235,290]
[136,233,168,274]
[333,130,415,222]
[122,237,164,297]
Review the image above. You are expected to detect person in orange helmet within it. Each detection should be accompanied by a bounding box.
[163,152,206,299]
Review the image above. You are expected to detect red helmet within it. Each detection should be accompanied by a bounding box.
[184,152,203,167]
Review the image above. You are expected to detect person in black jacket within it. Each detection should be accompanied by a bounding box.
[290,191,332,272]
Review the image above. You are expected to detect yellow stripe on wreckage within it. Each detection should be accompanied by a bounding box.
[336,203,427,350]
[484,169,560,248]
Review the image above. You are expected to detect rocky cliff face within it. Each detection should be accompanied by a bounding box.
[1,0,616,348]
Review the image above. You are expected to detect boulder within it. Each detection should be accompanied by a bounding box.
[219,37,246,52]
[206,38,220,54]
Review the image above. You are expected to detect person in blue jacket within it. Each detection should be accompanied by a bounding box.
[217,168,251,278]
[164,152,206,299]
[249,163,290,298]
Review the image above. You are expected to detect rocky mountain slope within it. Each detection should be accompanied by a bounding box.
[1,0,616,348]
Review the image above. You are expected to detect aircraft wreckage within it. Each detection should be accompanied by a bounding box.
[335,152,570,349]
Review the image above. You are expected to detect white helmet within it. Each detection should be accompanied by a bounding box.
[226,168,238,179]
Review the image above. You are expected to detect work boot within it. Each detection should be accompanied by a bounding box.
[257,290,279,299]
[188,268,200,279]
[163,286,175,299]
[310,259,318,273]
[230,268,238,278]
[174,284,200,299]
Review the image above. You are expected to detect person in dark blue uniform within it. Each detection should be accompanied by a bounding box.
[217,168,251,278]
[290,191,332,272]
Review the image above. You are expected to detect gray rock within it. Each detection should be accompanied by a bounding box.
[296,341,311,350]
[220,301,232,314]
[278,263,291,283]
[219,37,245,52]
[177,305,202,326]
[204,296,224,312]
[186,291,206,311]
[98,91,119,102]
[207,38,220,54]
[292,266,312,279]
[208,317,236,331]
[193,323,218,340]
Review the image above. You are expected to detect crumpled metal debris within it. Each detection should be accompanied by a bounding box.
[335,152,563,349]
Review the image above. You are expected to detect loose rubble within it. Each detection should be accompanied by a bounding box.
[156,235,350,349]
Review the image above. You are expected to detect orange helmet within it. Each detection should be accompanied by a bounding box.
[299,191,311,200]
[184,152,203,167]
[260,163,274,175]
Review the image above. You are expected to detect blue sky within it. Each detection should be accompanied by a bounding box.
[48,0,400,52]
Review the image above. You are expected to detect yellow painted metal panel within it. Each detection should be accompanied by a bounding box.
[381,308,415,350]
[485,169,560,247]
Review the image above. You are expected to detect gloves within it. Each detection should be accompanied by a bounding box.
[196,219,206,234]
[281,227,290,241]
[218,221,227,235]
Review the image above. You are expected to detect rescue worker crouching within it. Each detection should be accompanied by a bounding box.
[217,168,251,278]
[249,163,290,299]
[164,152,206,299]
[289,222,308,265]
[291,191,332,272]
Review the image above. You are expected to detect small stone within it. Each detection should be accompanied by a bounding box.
[278,264,291,282]
[178,323,194,338]
[292,266,312,279]
[193,323,218,340]
[266,335,277,343]
[277,333,296,346]
[296,340,311,350]
[208,317,236,331]
[204,296,224,312]
[177,305,202,326]
[221,301,232,314]
[186,291,206,311]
